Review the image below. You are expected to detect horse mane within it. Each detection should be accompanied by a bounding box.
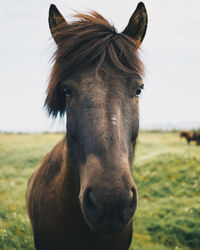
[45,11,144,117]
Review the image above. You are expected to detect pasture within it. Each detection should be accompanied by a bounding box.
[0,132,199,249]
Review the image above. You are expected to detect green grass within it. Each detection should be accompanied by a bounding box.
[0,132,200,249]
[0,133,63,249]
[130,132,200,250]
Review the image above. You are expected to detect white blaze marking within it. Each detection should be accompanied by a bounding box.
[111,117,117,125]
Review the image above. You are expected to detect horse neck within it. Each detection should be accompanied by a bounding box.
[56,137,80,206]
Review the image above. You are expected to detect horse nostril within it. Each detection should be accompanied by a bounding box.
[83,188,98,216]
[129,187,137,208]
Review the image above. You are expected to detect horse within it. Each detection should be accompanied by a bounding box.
[193,132,200,145]
[180,131,200,145]
[26,2,148,250]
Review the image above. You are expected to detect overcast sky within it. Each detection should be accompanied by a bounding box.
[1,0,200,132]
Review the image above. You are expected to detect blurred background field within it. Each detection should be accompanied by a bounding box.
[0,132,199,250]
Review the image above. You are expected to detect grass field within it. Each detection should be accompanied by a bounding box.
[0,132,199,249]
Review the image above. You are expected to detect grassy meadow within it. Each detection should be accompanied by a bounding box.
[0,132,199,249]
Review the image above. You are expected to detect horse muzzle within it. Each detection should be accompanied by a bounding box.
[80,185,137,233]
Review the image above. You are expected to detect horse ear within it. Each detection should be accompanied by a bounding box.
[122,2,147,45]
[49,4,68,43]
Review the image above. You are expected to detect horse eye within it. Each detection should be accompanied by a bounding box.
[135,86,144,96]
[64,87,73,97]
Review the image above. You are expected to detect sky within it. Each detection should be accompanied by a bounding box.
[0,0,200,132]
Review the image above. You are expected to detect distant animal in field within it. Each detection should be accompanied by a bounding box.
[180,131,194,144]
[26,2,148,250]
[193,132,200,145]
[180,131,200,145]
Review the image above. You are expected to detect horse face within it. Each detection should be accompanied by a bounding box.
[46,2,147,233]
[62,69,143,232]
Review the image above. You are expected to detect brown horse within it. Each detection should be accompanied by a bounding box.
[26,2,148,250]
[180,131,200,145]
[180,131,194,144]
[193,132,200,145]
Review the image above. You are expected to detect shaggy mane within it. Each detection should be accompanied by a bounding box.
[45,11,144,117]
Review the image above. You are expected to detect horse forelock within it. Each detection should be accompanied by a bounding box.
[45,11,144,117]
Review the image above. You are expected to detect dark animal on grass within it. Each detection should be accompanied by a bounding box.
[26,2,148,250]
[180,131,200,145]
[180,131,195,144]
[193,132,200,145]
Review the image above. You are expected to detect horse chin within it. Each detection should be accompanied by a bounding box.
[92,222,131,235]
[82,208,133,235]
